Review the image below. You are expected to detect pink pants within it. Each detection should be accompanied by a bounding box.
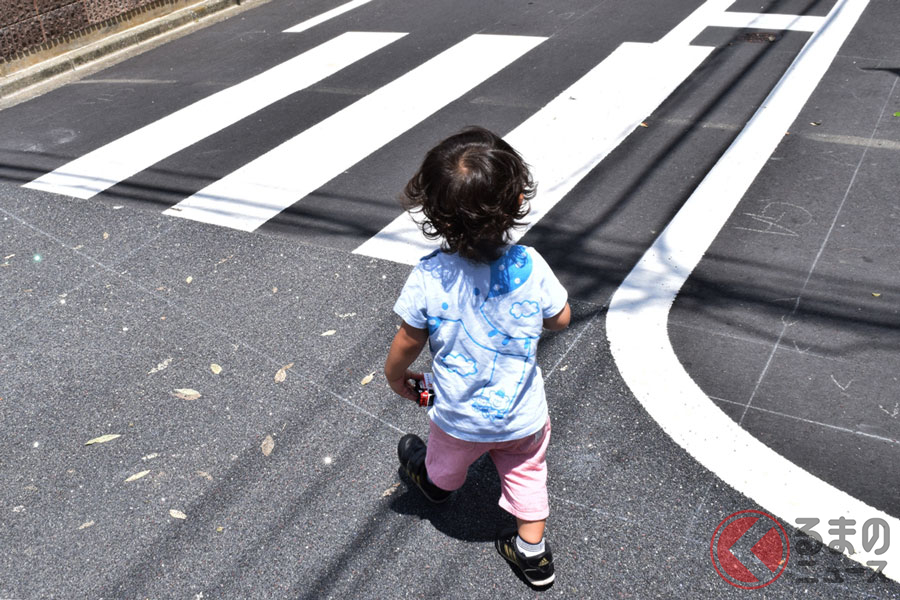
[424,417,551,521]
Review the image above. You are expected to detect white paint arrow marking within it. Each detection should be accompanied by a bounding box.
[164,34,546,231]
[24,32,405,199]
[607,0,899,583]
[353,41,714,263]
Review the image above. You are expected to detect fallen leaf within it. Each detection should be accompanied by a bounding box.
[185,276,193,284]
[78,521,95,530]
[360,371,376,386]
[216,526,224,533]
[4,254,14,260]
[169,509,187,520]
[103,232,109,240]
[261,435,275,456]
[321,329,336,336]
[210,363,222,375]
[174,388,202,401]
[125,470,151,482]
[272,287,278,293]
[639,122,649,128]
[810,121,822,126]
[893,112,900,118]
[148,357,173,374]
[197,470,213,481]
[382,483,401,498]
[85,434,121,446]
[873,292,882,298]
[274,363,294,383]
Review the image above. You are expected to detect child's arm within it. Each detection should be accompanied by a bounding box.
[384,321,429,402]
[543,302,571,331]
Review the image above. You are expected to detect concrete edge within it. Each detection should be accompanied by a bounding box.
[0,0,271,105]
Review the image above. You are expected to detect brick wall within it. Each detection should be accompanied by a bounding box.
[0,0,189,64]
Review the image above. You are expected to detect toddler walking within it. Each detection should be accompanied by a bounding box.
[384,127,570,586]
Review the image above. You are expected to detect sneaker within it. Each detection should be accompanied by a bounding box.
[495,532,555,586]
[397,434,451,503]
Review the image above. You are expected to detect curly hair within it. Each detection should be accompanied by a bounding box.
[402,126,536,263]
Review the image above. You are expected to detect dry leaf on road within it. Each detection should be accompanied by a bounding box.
[85,434,121,446]
[381,483,401,498]
[148,357,173,374]
[78,521,95,530]
[210,363,222,375]
[274,363,294,383]
[169,509,187,520]
[360,371,376,386]
[125,470,151,482]
[321,330,336,336]
[174,388,202,400]
[261,435,275,456]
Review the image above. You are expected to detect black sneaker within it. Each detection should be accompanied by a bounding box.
[397,434,451,503]
[495,532,555,586]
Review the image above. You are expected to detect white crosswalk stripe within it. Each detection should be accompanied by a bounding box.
[162,34,546,231]
[24,31,405,200]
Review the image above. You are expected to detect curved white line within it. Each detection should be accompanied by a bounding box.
[607,0,899,583]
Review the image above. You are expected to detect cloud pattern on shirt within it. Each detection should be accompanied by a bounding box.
[509,300,540,319]
[441,352,478,376]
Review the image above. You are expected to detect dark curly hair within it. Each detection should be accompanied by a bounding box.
[402,126,535,263]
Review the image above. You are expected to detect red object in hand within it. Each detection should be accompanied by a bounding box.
[413,373,435,407]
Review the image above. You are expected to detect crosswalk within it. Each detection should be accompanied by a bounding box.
[23,1,836,265]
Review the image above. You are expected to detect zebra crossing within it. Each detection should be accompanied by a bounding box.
[24,0,832,265]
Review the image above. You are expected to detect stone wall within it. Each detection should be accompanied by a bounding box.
[0,0,194,65]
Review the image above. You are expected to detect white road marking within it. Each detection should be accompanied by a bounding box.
[24,32,405,199]
[353,41,714,263]
[707,12,825,32]
[164,34,546,231]
[284,0,375,34]
[606,0,899,583]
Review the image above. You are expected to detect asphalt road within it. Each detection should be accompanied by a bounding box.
[1,0,898,598]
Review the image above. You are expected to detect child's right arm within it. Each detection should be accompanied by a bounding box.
[384,321,429,402]
[543,302,571,331]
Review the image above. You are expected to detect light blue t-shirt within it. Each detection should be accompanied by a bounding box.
[393,245,568,442]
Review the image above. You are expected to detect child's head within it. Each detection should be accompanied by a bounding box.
[403,126,535,263]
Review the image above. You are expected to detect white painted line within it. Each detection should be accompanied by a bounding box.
[353,41,714,264]
[707,12,826,32]
[656,0,735,47]
[284,0,374,34]
[607,0,899,583]
[164,35,546,231]
[24,32,405,199]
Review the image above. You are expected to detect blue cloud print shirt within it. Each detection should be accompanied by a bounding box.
[393,245,568,442]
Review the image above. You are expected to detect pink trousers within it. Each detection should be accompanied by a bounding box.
[424,417,551,521]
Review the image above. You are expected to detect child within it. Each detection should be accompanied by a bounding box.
[384,126,570,587]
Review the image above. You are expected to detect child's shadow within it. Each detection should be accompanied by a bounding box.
[388,454,513,542]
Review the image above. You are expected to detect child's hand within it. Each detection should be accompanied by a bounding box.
[388,370,423,403]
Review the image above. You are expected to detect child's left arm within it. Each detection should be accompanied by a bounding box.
[384,321,429,402]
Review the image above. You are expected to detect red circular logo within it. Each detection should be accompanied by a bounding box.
[710,510,790,589]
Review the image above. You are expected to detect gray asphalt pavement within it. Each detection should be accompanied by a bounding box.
[1,0,899,598]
